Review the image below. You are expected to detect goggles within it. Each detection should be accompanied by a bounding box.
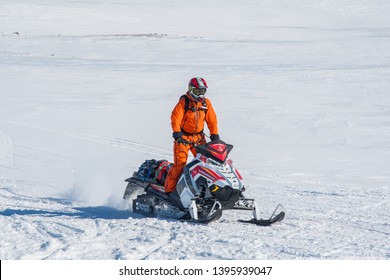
[192,88,207,96]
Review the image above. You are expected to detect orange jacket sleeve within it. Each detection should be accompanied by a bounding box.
[171,97,185,133]
[205,98,218,135]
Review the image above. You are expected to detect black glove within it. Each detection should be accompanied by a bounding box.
[210,134,220,141]
[173,132,187,144]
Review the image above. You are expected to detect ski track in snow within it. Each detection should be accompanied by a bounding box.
[2,119,172,158]
[1,0,390,260]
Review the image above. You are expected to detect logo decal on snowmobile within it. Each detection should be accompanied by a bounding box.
[195,140,233,164]
[209,143,228,163]
[210,143,226,153]
[190,166,224,182]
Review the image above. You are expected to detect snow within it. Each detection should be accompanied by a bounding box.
[0,0,389,260]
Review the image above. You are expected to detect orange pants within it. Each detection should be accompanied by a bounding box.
[164,134,205,193]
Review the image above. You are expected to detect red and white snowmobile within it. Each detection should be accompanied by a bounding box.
[123,140,285,226]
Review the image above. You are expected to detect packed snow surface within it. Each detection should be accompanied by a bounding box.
[1,0,389,259]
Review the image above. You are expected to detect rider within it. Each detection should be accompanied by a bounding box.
[164,77,220,193]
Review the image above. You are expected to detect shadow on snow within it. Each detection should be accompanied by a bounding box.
[0,206,139,220]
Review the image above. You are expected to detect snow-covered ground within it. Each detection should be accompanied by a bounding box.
[1,0,389,259]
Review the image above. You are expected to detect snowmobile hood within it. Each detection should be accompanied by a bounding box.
[195,139,233,164]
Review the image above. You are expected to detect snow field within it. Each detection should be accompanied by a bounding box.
[0,0,389,260]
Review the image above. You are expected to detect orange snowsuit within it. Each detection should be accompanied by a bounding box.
[164,92,218,192]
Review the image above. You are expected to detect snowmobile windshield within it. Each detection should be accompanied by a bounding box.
[195,140,233,164]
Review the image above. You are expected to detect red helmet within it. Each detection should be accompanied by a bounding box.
[188,77,208,101]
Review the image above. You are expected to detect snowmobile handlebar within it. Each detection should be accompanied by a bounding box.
[175,138,205,146]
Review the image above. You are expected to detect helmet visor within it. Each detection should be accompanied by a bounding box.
[192,88,207,96]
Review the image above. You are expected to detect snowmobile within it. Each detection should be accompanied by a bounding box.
[123,139,285,226]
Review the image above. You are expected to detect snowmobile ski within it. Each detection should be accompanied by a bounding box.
[238,204,285,226]
[238,211,285,226]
